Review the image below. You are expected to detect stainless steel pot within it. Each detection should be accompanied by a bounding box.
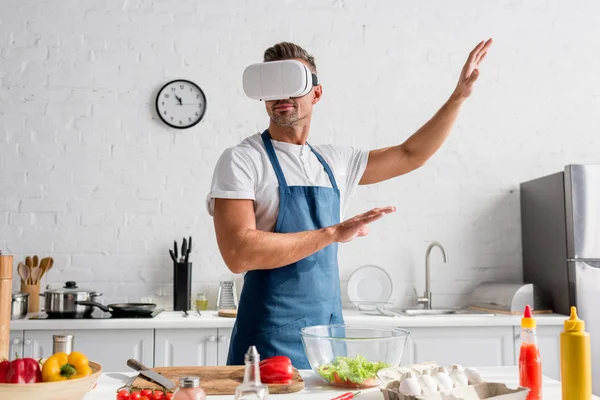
[11,292,29,320]
[41,281,102,318]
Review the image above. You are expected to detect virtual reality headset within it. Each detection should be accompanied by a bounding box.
[242,60,319,101]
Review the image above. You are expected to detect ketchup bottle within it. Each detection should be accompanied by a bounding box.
[519,305,542,399]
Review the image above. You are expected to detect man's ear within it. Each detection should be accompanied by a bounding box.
[312,85,323,105]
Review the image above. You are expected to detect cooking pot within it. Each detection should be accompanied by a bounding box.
[41,281,102,318]
[11,292,29,320]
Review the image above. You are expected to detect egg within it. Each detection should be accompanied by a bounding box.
[448,364,469,387]
[433,367,454,390]
[399,371,422,395]
[418,373,438,393]
[464,367,483,384]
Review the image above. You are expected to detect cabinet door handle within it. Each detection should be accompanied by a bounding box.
[24,339,31,345]
[219,335,227,343]
[208,335,216,342]
[12,338,20,345]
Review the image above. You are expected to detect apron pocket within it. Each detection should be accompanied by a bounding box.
[242,317,308,363]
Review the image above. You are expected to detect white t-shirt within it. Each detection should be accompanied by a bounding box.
[206,133,369,232]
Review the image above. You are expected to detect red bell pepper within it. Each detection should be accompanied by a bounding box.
[0,356,43,384]
[259,355,294,384]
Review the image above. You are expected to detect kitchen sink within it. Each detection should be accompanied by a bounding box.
[390,307,496,317]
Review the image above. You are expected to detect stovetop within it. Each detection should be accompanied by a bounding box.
[28,309,164,320]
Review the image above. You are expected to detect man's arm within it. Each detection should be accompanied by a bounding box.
[213,198,395,273]
[360,38,493,185]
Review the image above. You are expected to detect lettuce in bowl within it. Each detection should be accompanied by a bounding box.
[317,355,390,388]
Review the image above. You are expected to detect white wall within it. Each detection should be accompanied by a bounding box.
[1,0,599,309]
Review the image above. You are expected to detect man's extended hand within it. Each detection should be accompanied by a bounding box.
[331,206,396,243]
[453,38,493,100]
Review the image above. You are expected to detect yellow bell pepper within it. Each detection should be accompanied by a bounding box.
[42,351,92,382]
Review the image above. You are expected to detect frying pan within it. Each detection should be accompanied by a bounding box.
[75,300,156,317]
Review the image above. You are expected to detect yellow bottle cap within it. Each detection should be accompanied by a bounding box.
[564,306,585,332]
[521,304,536,329]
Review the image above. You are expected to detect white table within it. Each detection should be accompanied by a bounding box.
[84,366,599,399]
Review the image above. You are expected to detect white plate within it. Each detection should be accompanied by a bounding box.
[347,265,393,309]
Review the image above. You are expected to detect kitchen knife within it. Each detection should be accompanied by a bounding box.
[127,358,176,391]
[186,236,192,263]
[173,240,178,261]
[181,238,187,262]
[169,249,177,263]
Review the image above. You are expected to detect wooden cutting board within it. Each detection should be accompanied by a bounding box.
[131,366,304,395]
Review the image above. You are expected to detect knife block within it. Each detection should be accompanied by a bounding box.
[0,252,13,361]
[173,262,192,311]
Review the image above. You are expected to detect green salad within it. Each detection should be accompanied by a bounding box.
[317,355,390,386]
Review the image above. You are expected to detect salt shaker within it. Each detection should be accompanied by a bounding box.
[173,376,206,400]
[53,334,74,354]
[234,346,269,400]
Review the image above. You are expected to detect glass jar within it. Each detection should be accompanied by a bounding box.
[173,376,206,400]
[195,292,208,311]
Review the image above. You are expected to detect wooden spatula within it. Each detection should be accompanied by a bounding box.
[17,262,30,285]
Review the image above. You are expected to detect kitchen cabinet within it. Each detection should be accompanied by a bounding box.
[155,328,218,367]
[513,325,562,381]
[8,330,24,361]
[22,329,154,371]
[154,328,233,367]
[402,327,515,367]
[217,328,232,366]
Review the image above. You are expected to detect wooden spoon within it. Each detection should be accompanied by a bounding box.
[25,256,33,284]
[41,258,54,280]
[30,267,42,285]
[17,262,30,285]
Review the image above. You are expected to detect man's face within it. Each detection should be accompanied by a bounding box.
[265,59,322,128]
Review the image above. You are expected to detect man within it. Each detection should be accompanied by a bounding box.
[207,39,492,368]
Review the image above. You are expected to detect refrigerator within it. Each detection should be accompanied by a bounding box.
[520,164,600,394]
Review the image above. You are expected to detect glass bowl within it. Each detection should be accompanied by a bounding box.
[300,325,410,388]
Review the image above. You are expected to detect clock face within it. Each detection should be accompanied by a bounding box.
[156,80,207,129]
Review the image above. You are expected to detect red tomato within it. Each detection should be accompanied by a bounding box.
[129,393,142,400]
[140,390,153,397]
[116,389,130,400]
[165,393,174,400]
[151,391,164,400]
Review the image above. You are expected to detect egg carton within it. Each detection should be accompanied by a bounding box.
[380,382,529,400]
[378,362,529,400]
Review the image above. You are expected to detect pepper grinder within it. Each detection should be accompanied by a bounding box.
[0,250,13,361]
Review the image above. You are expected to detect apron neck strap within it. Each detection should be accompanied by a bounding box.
[307,144,339,190]
[261,130,288,188]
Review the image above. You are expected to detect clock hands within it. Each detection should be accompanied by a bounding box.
[174,94,182,105]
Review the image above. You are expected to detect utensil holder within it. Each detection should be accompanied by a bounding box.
[20,283,40,313]
[173,262,192,311]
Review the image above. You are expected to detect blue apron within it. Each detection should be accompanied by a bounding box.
[226,130,345,369]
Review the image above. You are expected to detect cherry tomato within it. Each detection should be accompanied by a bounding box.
[151,391,164,400]
[140,390,154,397]
[117,389,130,400]
[165,393,174,400]
[129,393,142,400]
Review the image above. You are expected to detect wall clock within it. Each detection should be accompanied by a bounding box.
[156,79,207,129]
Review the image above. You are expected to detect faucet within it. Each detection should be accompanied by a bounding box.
[417,241,448,310]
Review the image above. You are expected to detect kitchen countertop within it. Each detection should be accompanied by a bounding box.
[10,309,566,330]
[84,366,599,399]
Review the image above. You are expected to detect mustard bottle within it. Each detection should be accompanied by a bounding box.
[560,306,592,400]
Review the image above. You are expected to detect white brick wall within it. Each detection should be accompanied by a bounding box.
[2,0,600,309]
